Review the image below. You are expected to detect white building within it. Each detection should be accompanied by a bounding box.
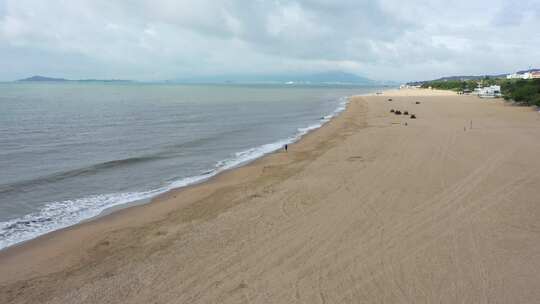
[475,85,501,98]
[400,84,421,89]
[507,72,533,79]
[507,73,518,79]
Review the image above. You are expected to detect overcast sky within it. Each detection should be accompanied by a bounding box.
[1,0,539,82]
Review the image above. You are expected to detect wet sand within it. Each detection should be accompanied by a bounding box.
[2,89,540,303]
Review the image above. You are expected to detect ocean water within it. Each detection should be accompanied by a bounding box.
[0,82,384,249]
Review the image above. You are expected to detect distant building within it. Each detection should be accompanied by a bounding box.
[400,84,421,89]
[532,71,540,79]
[507,73,518,79]
[475,85,501,98]
[507,72,533,79]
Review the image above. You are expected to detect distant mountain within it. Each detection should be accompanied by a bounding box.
[173,72,382,85]
[281,72,375,84]
[17,75,132,83]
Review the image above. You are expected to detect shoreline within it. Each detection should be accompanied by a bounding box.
[0,93,358,251]
[3,88,540,303]
[0,88,457,260]
[0,89,371,275]
[0,90,368,254]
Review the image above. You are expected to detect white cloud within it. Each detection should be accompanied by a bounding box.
[0,0,539,81]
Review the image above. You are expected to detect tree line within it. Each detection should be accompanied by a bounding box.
[420,78,540,107]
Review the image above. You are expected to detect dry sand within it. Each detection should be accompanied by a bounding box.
[1,89,540,303]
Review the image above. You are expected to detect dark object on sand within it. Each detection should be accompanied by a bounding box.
[410,114,416,119]
[395,110,402,115]
[404,111,409,115]
[388,98,393,101]
[390,109,395,113]
[415,101,421,104]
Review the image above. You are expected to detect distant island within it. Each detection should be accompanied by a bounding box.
[17,75,133,83]
[19,76,68,82]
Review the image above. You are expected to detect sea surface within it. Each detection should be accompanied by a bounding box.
[0,82,384,249]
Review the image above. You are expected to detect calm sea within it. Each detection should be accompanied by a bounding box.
[0,82,384,249]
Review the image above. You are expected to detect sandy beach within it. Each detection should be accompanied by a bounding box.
[1,88,540,303]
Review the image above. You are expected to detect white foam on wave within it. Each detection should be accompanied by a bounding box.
[0,96,352,251]
[0,189,166,249]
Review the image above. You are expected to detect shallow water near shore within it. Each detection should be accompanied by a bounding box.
[0,82,385,249]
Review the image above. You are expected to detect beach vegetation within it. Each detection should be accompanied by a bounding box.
[421,78,540,107]
[501,79,540,106]
[420,80,478,91]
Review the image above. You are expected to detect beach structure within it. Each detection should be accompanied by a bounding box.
[474,85,501,98]
[522,72,532,79]
[458,88,473,95]
[400,84,421,89]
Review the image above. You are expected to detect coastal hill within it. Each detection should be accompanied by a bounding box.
[17,75,132,83]
[407,68,540,86]
[406,69,540,107]
[407,74,507,86]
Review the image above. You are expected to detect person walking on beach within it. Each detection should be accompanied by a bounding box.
[284,144,288,152]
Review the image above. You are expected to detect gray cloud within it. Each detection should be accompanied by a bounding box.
[1,0,539,82]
